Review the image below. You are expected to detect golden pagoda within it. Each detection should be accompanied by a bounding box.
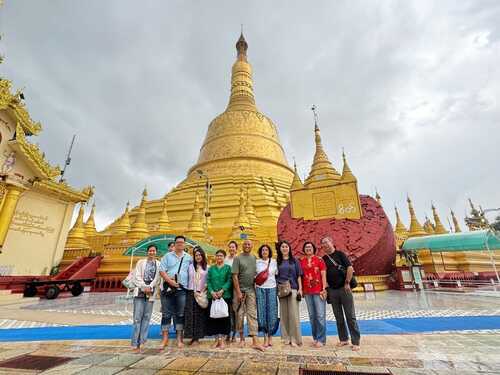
[431,204,449,234]
[451,210,462,233]
[65,203,90,249]
[62,33,295,276]
[406,196,427,237]
[289,108,362,221]
[84,202,98,237]
[394,206,408,248]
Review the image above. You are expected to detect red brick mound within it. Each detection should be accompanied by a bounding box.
[277,195,395,276]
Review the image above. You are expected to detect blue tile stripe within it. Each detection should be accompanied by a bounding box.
[0,316,499,342]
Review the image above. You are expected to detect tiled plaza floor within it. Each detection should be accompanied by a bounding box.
[1,288,497,328]
[0,333,499,374]
[1,289,500,373]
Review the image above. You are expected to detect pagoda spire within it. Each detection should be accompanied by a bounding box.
[305,105,341,187]
[375,189,381,204]
[450,210,462,233]
[394,206,408,235]
[431,203,449,234]
[291,160,304,190]
[127,188,150,240]
[186,190,204,241]
[156,199,171,233]
[406,196,427,237]
[340,150,356,182]
[84,201,98,237]
[226,32,257,112]
[66,203,90,249]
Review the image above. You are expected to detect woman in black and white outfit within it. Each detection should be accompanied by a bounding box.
[131,244,161,353]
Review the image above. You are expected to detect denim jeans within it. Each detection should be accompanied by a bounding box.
[131,297,154,347]
[304,294,326,344]
[160,288,187,332]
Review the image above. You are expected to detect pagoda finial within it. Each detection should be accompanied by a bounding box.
[291,158,304,190]
[341,149,356,183]
[406,196,427,237]
[84,201,98,237]
[304,105,341,187]
[66,203,90,249]
[375,189,381,204]
[431,203,449,234]
[227,32,256,111]
[450,209,462,233]
[236,29,248,61]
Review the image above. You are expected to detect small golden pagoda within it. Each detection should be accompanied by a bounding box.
[431,204,449,234]
[406,196,427,238]
[289,107,362,221]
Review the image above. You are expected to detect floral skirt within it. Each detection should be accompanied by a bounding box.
[184,290,208,340]
[256,287,279,335]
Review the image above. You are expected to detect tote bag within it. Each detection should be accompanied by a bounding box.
[210,298,229,318]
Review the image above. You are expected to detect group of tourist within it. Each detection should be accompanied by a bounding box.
[129,235,360,353]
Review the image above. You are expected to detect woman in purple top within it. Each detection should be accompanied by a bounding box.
[276,240,303,347]
[184,246,209,346]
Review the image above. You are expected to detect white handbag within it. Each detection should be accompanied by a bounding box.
[210,298,229,318]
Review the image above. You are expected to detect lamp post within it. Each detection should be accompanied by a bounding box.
[196,170,212,242]
[483,208,500,284]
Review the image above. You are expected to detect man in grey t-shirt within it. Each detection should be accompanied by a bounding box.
[232,240,263,351]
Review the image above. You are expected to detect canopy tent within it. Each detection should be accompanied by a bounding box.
[402,230,500,252]
[122,234,220,257]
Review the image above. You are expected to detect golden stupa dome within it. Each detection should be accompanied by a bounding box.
[187,33,293,181]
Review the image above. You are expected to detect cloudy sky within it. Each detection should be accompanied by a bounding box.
[1,1,499,230]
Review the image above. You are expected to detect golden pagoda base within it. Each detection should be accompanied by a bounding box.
[418,250,500,274]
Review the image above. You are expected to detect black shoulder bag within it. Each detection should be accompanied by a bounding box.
[326,254,358,289]
[162,256,184,297]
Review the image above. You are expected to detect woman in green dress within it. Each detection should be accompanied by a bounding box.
[207,249,233,349]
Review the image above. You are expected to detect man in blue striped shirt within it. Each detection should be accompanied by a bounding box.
[159,235,192,349]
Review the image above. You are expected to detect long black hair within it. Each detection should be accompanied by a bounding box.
[192,246,208,270]
[276,240,295,265]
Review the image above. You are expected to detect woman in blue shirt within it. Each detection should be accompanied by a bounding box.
[276,240,303,347]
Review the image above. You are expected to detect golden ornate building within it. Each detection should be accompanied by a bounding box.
[0,78,92,275]
[62,33,295,277]
[393,198,500,274]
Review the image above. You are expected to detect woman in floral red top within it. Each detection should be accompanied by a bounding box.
[300,241,327,347]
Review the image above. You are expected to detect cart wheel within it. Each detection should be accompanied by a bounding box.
[70,282,83,297]
[23,284,37,297]
[46,285,60,300]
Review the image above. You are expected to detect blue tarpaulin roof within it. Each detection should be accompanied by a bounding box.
[402,230,500,252]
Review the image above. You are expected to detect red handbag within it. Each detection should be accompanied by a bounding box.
[255,259,270,286]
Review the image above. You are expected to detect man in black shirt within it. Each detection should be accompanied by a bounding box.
[321,236,360,351]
